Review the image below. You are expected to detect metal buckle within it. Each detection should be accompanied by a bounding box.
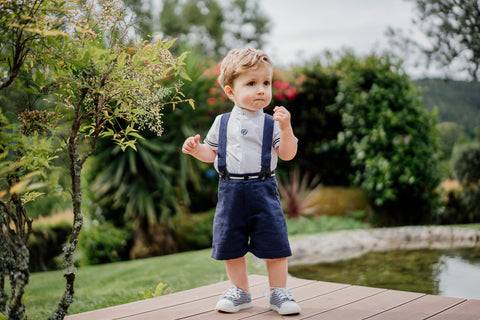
[218,167,230,180]
[258,167,271,181]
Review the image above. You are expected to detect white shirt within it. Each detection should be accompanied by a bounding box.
[205,105,282,174]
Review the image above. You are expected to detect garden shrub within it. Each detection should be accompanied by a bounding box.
[171,210,215,251]
[446,143,480,223]
[283,52,441,226]
[309,186,372,219]
[77,220,133,266]
[28,212,71,272]
[283,61,352,186]
[453,143,480,186]
[332,53,441,226]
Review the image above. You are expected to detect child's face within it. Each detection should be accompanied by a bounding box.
[224,65,273,112]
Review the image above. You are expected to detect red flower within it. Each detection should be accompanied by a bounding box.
[207,97,217,105]
[285,87,297,100]
[273,81,289,90]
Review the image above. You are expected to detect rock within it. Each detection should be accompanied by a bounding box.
[288,226,480,266]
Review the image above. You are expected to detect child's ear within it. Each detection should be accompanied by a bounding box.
[224,85,235,101]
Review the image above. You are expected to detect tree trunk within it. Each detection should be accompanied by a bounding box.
[49,111,85,320]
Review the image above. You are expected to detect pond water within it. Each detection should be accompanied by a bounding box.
[289,247,480,300]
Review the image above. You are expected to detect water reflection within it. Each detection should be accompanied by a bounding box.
[289,247,480,300]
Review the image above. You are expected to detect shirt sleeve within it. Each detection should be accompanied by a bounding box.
[272,121,298,149]
[273,121,281,149]
[204,115,222,150]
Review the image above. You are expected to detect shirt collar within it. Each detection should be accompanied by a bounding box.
[232,105,264,118]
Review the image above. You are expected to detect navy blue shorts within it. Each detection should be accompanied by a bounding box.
[211,176,292,260]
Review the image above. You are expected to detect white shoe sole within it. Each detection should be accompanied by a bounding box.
[270,302,301,315]
[216,300,252,313]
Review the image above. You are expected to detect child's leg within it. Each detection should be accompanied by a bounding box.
[266,257,288,289]
[225,256,249,293]
[266,257,301,315]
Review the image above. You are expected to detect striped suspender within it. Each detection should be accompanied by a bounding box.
[217,112,274,181]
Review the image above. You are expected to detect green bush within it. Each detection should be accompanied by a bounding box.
[435,188,480,224]
[28,212,71,271]
[171,210,215,251]
[447,143,480,222]
[284,61,351,186]
[332,53,441,226]
[77,220,133,266]
[453,143,480,185]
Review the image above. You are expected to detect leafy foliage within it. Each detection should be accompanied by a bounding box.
[333,53,441,226]
[437,143,480,224]
[416,79,480,138]
[78,220,133,265]
[277,168,322,218]
[453,143,480,186]
[0,0,67,90]
[0,107,62,320]
[285,60,350,185]
[388,0,480,81]
[156,0,270,58]
[86,49,223,257]
[2,0,193,318]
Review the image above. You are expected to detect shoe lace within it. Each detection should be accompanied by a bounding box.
[223,285,241,299]
[265,287,295,301]
[277,288,294,301]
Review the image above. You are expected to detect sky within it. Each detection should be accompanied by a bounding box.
[258,0,434,78]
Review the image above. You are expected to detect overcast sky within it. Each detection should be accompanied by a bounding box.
[259,0,435,78]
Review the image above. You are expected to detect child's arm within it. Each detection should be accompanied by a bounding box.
[182,134,217,163]
[273,106,298,161]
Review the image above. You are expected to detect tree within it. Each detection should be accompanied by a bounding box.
[157,0,270,58]
[333,52,441,226]
[387,0,480,81]
[2,0,193,318]
[46,1,192,317]
[86,49,224,258]
[0,109,62,320]
[1,1,66,319]
[0,0,66,91]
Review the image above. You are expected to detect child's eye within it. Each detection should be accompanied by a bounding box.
[247,81,255,86]
[264,81,270,86]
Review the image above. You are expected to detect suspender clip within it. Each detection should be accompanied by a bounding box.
[218,166,230,180]
[258,166,271,181]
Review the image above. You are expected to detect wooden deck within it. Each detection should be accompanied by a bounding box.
[66,274,480,320]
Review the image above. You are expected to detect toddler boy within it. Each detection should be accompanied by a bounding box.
[182,48,300,315]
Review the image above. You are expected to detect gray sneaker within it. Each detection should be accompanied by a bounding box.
[270,288,301,315]
[215,285,252,313]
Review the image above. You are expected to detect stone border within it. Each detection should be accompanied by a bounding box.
[288,226,480,266]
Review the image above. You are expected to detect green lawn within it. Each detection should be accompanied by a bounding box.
[26,249,267,319]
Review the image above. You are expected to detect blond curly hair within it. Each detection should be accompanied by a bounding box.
[218,48,272,89]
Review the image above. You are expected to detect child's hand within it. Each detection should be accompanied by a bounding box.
[273,106,292,130]
[182,134,200,155]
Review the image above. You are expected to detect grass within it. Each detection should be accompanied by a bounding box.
[26,248,266,319]
[24,217,480,319]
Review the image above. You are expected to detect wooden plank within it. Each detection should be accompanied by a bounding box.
[116,276,315,320]
[307,289,425,319]
[244,285,385,319]
[66,275,480,320]
[66,275,269,320]
[367,295,466,320]
[426,299,480,320]
[187,279,350,319]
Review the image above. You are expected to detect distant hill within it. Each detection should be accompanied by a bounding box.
[415,79,480,136]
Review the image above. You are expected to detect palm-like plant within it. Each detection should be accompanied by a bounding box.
[277,168,322,218]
